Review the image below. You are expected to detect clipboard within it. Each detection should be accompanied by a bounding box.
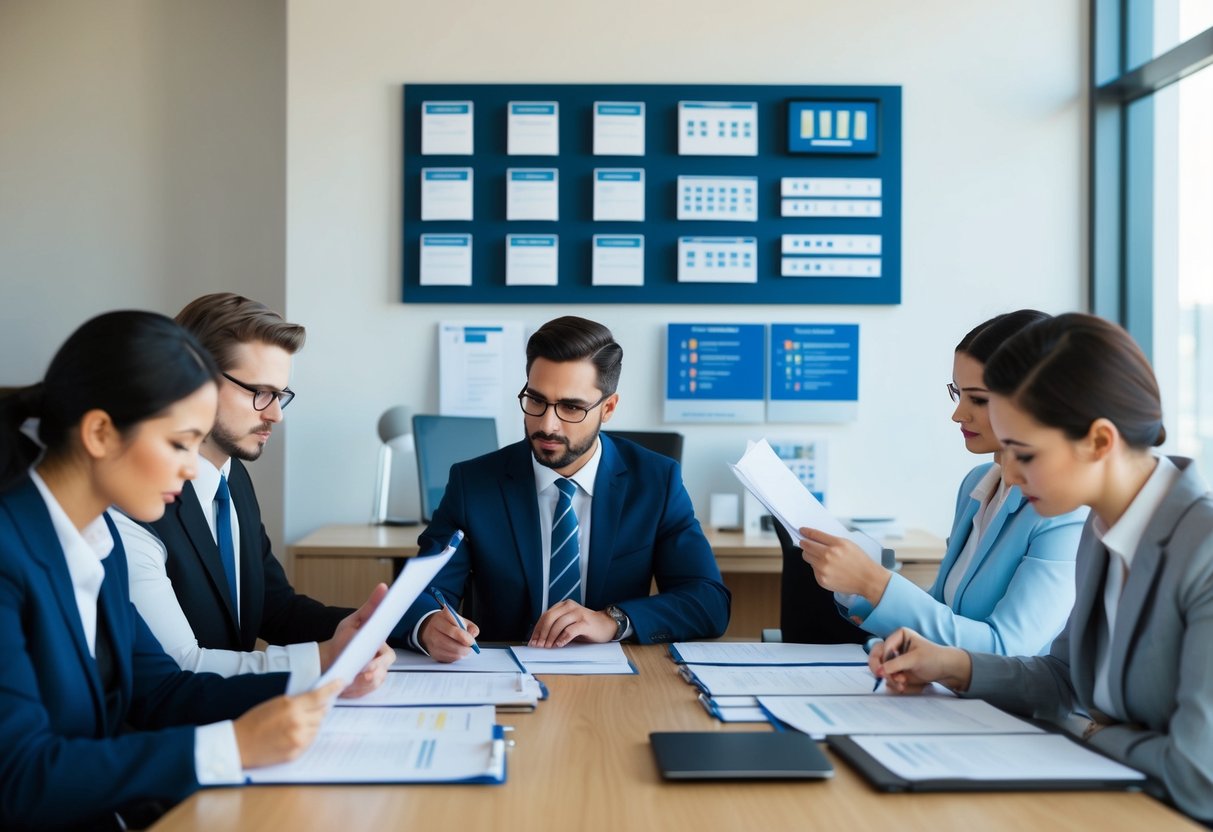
[828,733,1147,793]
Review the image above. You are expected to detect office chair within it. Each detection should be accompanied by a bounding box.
[773,522,870,645]
[605,430,684,464]
[412,414,499,523]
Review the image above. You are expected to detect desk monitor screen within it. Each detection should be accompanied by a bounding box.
[413,415,499,522]
[650,731,834,780]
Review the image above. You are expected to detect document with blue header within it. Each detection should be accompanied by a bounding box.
[421,101,474,155]
[593,169,644,221]
[419,234,472,286]
[759,695,1036,740]
[506,168,559,221]
[592,235,644,287]
[508,101,559,155]
[505,235,558,286]
[593,101,645,156]
[420,168,473,221]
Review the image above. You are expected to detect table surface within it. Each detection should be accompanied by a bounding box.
[151,645,1199,832]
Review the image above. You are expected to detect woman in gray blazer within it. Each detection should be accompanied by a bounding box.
[869,312,1213,823]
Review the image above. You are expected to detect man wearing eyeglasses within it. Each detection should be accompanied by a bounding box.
[402,316,731,661]
[112,293,392,697]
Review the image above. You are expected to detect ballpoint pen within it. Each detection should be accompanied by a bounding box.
[871,648,900,692]
[430,585,480,654]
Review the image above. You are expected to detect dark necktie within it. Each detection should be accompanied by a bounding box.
[215,474,240,616]
[548,478,581,605]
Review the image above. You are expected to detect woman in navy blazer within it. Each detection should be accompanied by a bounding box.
[872,313,1213,823]
[798,311,1086,655]
[0,312,343,831]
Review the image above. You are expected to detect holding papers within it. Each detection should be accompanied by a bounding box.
[246,705,505,785]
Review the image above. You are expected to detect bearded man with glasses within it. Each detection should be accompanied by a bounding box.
[400,316,730,662]
[112,293,392,698]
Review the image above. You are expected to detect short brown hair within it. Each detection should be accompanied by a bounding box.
[174,293,306,372]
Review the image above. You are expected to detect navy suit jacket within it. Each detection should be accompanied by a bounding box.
[0,477,286,832]
[399,434,731,643]
[146,459,350,651]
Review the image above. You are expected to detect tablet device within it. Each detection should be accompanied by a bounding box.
[649,731,834,780]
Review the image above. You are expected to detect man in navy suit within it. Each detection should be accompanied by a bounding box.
[401,316,730,661]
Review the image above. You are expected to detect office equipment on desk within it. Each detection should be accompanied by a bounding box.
[668,642,867,666]
[697,693,771,723]
[650,732,833,780]
[759,695,1035,741]
[830,733,1146,793]
[681,664,876,697]
[336,671,543,711]
[371,405,420,525]
[245,706,506,785]
[315,544,456,690]
[603,430,684,464]
[413,414,500,522]
[391,646,525,673]
[510,642,636,675]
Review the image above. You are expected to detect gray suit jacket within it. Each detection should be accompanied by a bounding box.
[967,456,1213,822]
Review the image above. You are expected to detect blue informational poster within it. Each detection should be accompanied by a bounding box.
[768,324,859,422]
[665,324,765,423]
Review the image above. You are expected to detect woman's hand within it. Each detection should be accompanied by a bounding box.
[869,627,973,694]
[232,680,343,769]
[798,526,892,605]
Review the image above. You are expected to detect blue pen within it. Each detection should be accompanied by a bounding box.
[429,586,480,654]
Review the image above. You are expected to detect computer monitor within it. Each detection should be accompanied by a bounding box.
[412,414,499,522]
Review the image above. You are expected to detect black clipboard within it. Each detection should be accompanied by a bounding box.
[827,734,1147,793]
[650,731,834,780]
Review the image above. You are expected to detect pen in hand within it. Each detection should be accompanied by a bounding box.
[871,648,900,692]
[429,587,481,655]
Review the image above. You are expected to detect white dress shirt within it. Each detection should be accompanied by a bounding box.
[28,468,243,786]
[1091,454,1181,717]
[116,455,320,692]
[942,464,1010,605]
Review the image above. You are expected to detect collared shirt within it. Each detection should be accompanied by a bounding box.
[27,468,243,786]
[943,464,1010,605]
[531,438,602,609]
[1091,454,1181,717]
[116,455,320,690]
[191,457,241,614]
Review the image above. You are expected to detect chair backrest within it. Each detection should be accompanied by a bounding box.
[604,430,684,464]
[412,415,499,522]
[773,522,870,645]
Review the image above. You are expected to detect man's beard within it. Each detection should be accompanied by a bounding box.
[528,423,600,470]
[210,419,269,462]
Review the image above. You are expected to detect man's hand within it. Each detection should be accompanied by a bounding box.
[317,583,393,697]
[528,599,616,648]
[337,642,393,699]
[418,609,481,663]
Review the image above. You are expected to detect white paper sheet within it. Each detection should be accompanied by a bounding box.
[421,101,474,156]
[419,234,472,286]
[505,235,558,286]
[850,733,1146,783]
[438,321,525,439]
[391,647,523,673]
[591,235,644,287]
[510,642,634,675]
[760,696,1040,740]
[314,545,456,690]
[592,168,644,221]
[508,101,559,155]
[678,101,758,156]
[677,237,757,284]
[672,642,867,666]
[420,168,473,221]
[506,168,559,221]
[336,671,541,708]
[686,665,876,697]
[245,706,502,784]
[676,175,757,222]
[593,101,645,156]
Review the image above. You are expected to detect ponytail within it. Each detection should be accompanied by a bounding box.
[0,384,47,492]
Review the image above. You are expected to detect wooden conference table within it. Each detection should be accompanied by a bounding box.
[151,645,1199,832]
[286,525,947,639]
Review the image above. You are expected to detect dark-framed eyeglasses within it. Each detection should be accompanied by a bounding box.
[517,386,607,424]
[947,382,961,403]
[222,372,296,412]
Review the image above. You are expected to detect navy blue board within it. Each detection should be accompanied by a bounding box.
[403,84,901,305]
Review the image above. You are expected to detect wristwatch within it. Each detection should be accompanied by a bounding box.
[605,605,629,641]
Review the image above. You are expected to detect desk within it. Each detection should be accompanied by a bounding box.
[287,525,945,639]
[151,645,1199,832]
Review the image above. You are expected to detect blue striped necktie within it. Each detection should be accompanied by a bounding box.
[548,478,581,605]
[214,474,240,616]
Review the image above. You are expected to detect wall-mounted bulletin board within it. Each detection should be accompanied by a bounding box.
[402,83,901,305]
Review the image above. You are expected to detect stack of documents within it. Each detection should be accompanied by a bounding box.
[246,705,506,785]
[759,695,1034,740]
[510,642,636,675]
[696,694,768,723]
[391,646,525,673]
[340,671,543,711]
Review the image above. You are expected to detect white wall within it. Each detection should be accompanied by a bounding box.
[0,0,290,547]
[281,0,1088,542]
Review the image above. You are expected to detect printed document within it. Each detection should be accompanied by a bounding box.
[759,695,1039,740]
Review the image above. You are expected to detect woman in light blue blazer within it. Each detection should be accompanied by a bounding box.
[0,312,345,831]
[799,311,1086,656]
[872,313,1213,823]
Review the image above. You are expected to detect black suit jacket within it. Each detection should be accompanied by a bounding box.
[146,459,350,651]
